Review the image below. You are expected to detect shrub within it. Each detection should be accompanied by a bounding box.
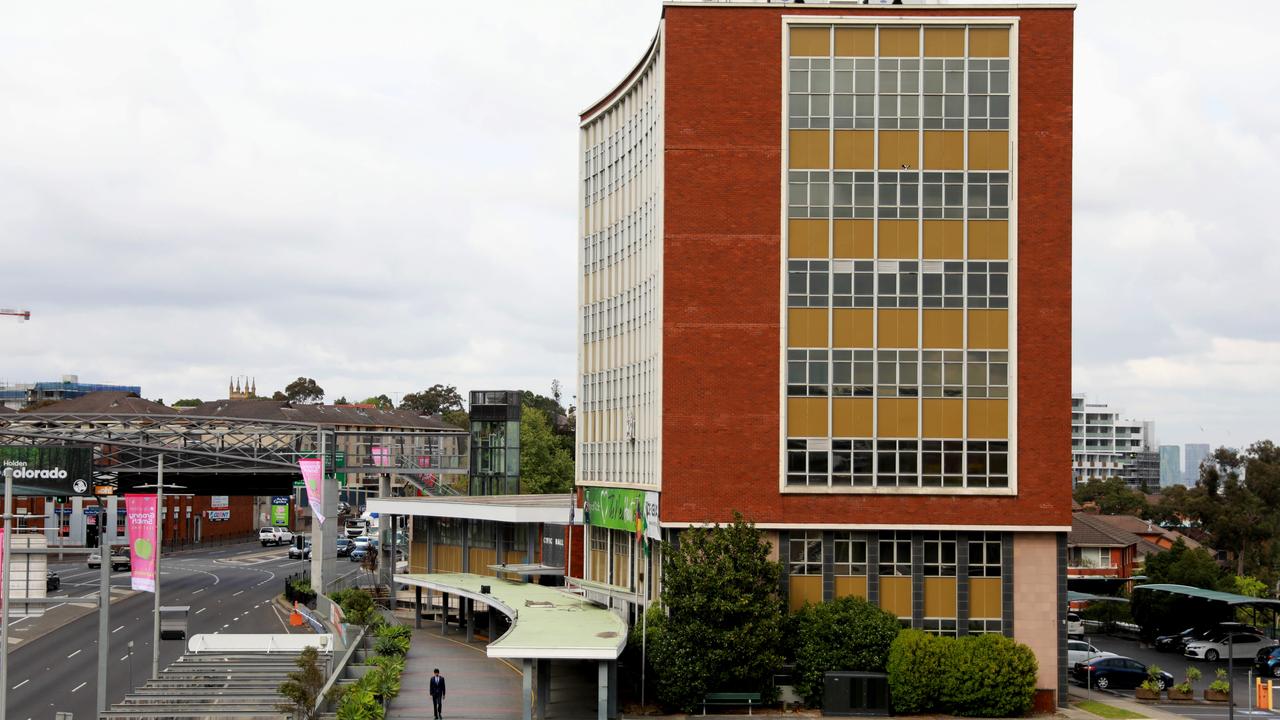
[374,634,409,658]
[277,646,326,720]
[331,588,381,627]
[887,630,950,714]
[792,597,901,706]
[1209,668,1230,693]
[335,682,384,720]
[1176,666,1201,694]
[374,624,411,644]
[939,634,1038,717]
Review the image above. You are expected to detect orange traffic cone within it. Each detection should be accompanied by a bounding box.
[289,601,303,627]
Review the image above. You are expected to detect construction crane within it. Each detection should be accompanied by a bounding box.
[0,309,30,322]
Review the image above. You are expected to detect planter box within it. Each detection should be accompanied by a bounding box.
[1167,688,1194,702]
[1204,689,1230,702]
[1135,688,1161,702]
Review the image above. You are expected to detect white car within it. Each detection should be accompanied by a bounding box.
[259,527,294,546]
[1186,632,1273,661]
[1067,612,1084,637]
[1068,639,1114,668]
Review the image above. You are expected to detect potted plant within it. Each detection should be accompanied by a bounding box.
[1135,665,1164,701]
[1205,668,1231,702]
[1169,666,1200,701]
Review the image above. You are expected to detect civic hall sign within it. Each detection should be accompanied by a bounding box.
[0,446,94,496]
[584,487,660,541]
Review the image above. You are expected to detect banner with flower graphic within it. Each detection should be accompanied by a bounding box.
[125,493,158,592]
[298,458,325,524]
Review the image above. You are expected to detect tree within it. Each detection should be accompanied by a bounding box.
[171,398,202,408]
[648,512,785,712]
[333,396,349,405]
[361,394,393,410]
[271,390,288,401]
[1073,477,1148,515]
[520,389,563,421]
[791,596,901,706]
[1132,538,1234,635]
[283,377,325,404]
[277,645,327,720]
[400,384,463,416]
[441,409,469,429]
[520,405,574,494]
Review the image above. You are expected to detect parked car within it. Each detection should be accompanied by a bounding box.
[1067,613,1084,637]
[87,545,131,571]
[46,570,60,591]
[336,538,353,557]
[1071,656,1173,691]
[1068,639,1114,668]
[1186,633,1274,662]
[288,542,312,560]
[260,527,294,546]
[1254,645,1280,678]
[350,546,372,563]
[1155,626,1204,653]
[1163,622,1262,654]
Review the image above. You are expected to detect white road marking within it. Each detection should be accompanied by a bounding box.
[12,679,27,690]
[112,625,124,633]
[232,590,243,597]
[71,681,86,693]
[118,654,129,662]
[67,649,81,658]
[195,608,206,615]
[192,588,204,594]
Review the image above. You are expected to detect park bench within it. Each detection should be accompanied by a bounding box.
[701,691,763,715]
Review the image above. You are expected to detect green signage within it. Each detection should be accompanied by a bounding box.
[270,496,291,526]
[0,446,94,496]
[584,487,659,539]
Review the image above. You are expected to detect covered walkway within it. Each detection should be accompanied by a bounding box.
[395,572,627,720]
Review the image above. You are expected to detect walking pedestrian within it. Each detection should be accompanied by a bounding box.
[429,667,446,719]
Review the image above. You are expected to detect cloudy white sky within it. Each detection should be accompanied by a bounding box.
[0,1,1274,451]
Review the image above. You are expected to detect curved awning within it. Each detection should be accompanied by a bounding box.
[395,572,628,660]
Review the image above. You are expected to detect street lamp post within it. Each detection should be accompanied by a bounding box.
[136,454,184,680]
[1,467,13,715]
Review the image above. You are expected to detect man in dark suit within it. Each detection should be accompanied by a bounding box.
[429,667,446,719]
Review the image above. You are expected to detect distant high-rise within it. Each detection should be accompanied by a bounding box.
[1071,394,1156,489]
[1158,445,1182,487]
[1184,443,1211,486]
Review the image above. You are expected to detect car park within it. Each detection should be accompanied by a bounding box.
[288,542,312,560]
[260,527,294,546]
[1071,656,1173,690]
[1068,639,1114,668]
[1186,632,1274,661]
[46,570,60,591]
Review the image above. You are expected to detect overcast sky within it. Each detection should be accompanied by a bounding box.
[0,1,1274,452]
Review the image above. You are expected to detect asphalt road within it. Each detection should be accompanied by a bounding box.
[1078,633,1279,719]
[7,540,311,720]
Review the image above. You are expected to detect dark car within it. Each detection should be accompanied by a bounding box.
[336,538,353,557]
[1254,645,1280,678]
[1071,656,1173,691]
[288,542,312,560]
[1155,627,1203,653]
[46,570,60,592]
[350,546,372,563]
[1157,623,1259,653]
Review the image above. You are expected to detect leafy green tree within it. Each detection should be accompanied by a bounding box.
[441,409,469,429]
[648,513,785,712]
[171,398,202,407]
[1143,537,1229,588]
[400,384,463,415]
[360,394,393,409]
[284,377,325,404]
[1073,477,1147,515]
[277,646,327,720]
[271,390,288,401]
[333,396,349,405]
[791,596,901,706]
[520,405,574,494]
[939,634,1038,717]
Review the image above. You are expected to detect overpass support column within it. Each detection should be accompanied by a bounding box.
[608,659,617,718]
[441,592,449,634]
[414,586,422,629]
[466,598,474,642]
[522,659,534,720]
[536,659,551,719]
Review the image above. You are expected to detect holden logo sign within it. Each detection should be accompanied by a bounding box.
[72,479,89,493]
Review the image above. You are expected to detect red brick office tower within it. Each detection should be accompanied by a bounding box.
[578,1,1073,707]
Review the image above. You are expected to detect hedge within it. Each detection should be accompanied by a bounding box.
[791,596,902,706]
[887,631,1037,717]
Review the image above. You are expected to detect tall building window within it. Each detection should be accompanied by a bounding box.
[832,439,874,486]
[833,171,875,219]
[966,441,1009,488]
[789,170,831,219]
[876,440,919,487]
[790,531,823,575]
[833,58,875,129]
[877,260,919,308]
[966,261,1009,309]
[788,349,829,397]
[789,57,832,129]
[923,532,957,576]
[877,58,920,130]
[922,440,964,487]
[833,260,874,307]
[968,532,1002,576]
[922,172,964,220]
[833,350,874,397]
[966,351,1008,398]
[966,172,1009,220]
[877,350,919,397]
[834,532,869,575]
[787,439,830,486]
[967,58,1010,131]
[923,58,965,130]
[922,350,963,397]
[878,171,920,219]
[922,261,964,308]
[788,260,830,307]
[878,531,912,576]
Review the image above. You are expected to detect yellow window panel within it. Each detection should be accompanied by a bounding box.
[790,26,831,57]
[923,131,963,170]
[922,220,963,259]
[968,27,1010,58]
[879,27,921,58]
[967,399,1008,439]
[835,27,875,57]
[878,398,917,438]
[922,399,964,438]
[924,577,958,618]
[970,577,1002,618]
[788,307,829,347]
[834,219,874,258]
[968,131,1009,171]
[968,309,1008,349]
[788,397,829,437]
[790,129,831,169]
[833,397,874,438]
[922,309,963,348]
[789,219,830,258]
[967,220,1009,260]
[924,27,965,57]
[833,308,874,348]
[834,130,874,169]
[880,576,913,618]
[834,576,868,599]
[877,308,918,348]
[877,219,919,259]
[878,130,920,170]
[789,575,824,612]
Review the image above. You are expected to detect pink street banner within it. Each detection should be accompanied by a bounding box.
[125,494,158,593]
[299,458,325,524]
